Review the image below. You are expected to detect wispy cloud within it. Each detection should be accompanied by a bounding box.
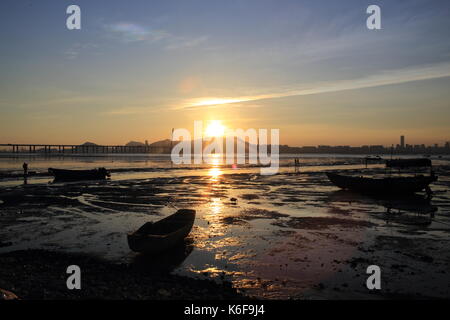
[64,42,99,60]
[103,22,208,49]
[176,102,263,111]
[104,22,170,43]
[179,62,450,110]
[103,106,159,116]
[165,35,209,50]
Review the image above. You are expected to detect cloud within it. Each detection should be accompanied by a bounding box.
[165,35,209,50]
[104,23,170,43]
[104,106,158,115]
[103,22,208,49]
[178,62,450,110]
[64,43,99,60]
[179,102,263,111]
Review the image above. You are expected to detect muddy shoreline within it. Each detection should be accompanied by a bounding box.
[1,162,450,299]
[0,249,245,300]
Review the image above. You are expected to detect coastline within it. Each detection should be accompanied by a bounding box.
[0,249,245,300]
[1,158,449,299]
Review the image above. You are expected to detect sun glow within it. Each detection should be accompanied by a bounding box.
[205,120,226,138]
[193,98,244,107]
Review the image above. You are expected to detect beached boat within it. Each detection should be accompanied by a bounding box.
[0,288,19,300]
[326,158,437,195]
[327,172,436,194]
[48,167,110,181]
[127,209,196,255]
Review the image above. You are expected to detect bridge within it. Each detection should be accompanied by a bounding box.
[0,144,171,154]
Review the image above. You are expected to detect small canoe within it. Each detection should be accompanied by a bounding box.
[48,167,110,181]
[127,209,196,255]
[326,172,437,195]
[0,288,19,300]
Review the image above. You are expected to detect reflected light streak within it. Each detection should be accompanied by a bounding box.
[210,197,223,215]
[207,154,223,182]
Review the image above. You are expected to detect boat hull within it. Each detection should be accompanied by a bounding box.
[127,209,196,255]
[326,172,437,195]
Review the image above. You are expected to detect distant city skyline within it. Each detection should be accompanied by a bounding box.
[1,135,449,151]
[1,133,450,148]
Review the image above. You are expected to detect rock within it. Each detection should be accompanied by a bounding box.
[420,255,434,263]
[0,241,13,248]
[157,288,171,297]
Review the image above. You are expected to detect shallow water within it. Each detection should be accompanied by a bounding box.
[1,154,450,299]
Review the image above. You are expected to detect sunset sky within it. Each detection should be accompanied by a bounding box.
[1,0,449,146]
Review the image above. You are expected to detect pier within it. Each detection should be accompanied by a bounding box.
[0,144,171,154]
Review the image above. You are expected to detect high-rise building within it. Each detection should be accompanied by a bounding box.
[400,135,405,148]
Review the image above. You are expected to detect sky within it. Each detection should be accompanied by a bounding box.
[0,0,449,146]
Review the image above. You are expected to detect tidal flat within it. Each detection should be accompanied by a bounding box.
[1,157,450,299]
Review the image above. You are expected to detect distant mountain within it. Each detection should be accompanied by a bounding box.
[149,139,172,147]
[125,141,145,147]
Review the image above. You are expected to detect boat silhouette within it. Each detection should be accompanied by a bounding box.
[327,158,437,195]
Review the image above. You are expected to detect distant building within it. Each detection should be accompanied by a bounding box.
[369,145,384,153]
[400,135,405,148]
[301,146,317,153]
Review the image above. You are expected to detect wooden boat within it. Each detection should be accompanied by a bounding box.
[364,155,382,161]
[48,167,110,181]
[363,155,383,168]
[0,288,19,300]
[326,172,436,195]
[326,158,437,195]
[127,209,196,255]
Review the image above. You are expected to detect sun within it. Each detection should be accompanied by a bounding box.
[205,120,226,138]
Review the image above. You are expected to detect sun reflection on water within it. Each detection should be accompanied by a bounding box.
[210,197,223,215]
[207,154,223,182]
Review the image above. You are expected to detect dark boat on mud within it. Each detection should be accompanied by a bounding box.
[48,167,110,181]
[127,209,196,255]
[327,158,437,195]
